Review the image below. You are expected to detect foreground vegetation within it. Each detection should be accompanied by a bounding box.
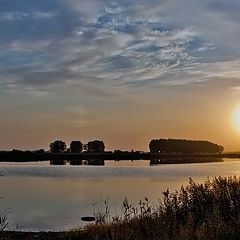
[3,176,240,240]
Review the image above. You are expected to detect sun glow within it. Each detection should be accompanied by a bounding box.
[232,105,240,131]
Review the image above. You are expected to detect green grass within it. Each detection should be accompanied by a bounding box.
[5,176,240,239]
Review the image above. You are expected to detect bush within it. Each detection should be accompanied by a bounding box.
[60,176,240,240]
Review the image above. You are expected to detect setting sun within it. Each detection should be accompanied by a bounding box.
[232,105,240,131]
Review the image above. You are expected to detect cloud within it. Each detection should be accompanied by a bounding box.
[193,43,216,52]
[32,11,58,19]
[0,12,28,21]
[0,11,58,21]
[1,0,240,95]
[104,6,123,14]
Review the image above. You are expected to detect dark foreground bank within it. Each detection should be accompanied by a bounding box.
[1,231,58,240]
[3,176,240,240]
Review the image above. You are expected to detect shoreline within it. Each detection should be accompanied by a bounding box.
[0,151,237,163]
[2,231,60,240]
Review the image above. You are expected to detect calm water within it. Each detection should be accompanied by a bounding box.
[1,159,240,231]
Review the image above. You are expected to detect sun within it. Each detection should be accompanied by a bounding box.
[232,105,240,131]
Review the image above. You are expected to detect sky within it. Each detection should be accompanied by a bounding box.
[1,0,240,151]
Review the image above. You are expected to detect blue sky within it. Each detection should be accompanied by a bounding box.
[1,0,240,150]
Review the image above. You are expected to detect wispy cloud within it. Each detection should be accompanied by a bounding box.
[0,11,58,21]
[1,0,240,94]
[0,12,29,20]
[32,11,58,19]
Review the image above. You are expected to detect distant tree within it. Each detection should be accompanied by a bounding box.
[83,144,88,152]
[70,141,83,153]
[65,148,71,153]
[49,140,66,153]
[218,146,224,153]
[35,149,45,154]
[149,140,161,153]
[87,140,105,153]
[149,139,224,154]
[12,149,22,153]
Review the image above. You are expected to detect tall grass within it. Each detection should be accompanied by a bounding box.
[59,176,240,240]
[0,207,9,240]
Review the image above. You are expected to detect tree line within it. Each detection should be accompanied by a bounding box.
[49,140,105,153]
[149,139,224,154]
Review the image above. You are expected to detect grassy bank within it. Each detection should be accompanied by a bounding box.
[3,176,240,240]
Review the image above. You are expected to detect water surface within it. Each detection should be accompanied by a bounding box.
[0,159,240,231]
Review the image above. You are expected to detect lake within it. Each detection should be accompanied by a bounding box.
[1,158,240,232]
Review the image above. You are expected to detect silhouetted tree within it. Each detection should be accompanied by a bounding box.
[35,149,45,154]
[49,140,66,153]
[149,139,161,153]
[83,144,88,152]
[218,146,224,153]
[87,140,105,153]
[70,141,83,153]
[149,139,224,154]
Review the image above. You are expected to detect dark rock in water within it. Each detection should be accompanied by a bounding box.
[81,216,96,222]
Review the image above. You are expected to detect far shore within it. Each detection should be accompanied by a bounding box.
[0,151,240,163]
